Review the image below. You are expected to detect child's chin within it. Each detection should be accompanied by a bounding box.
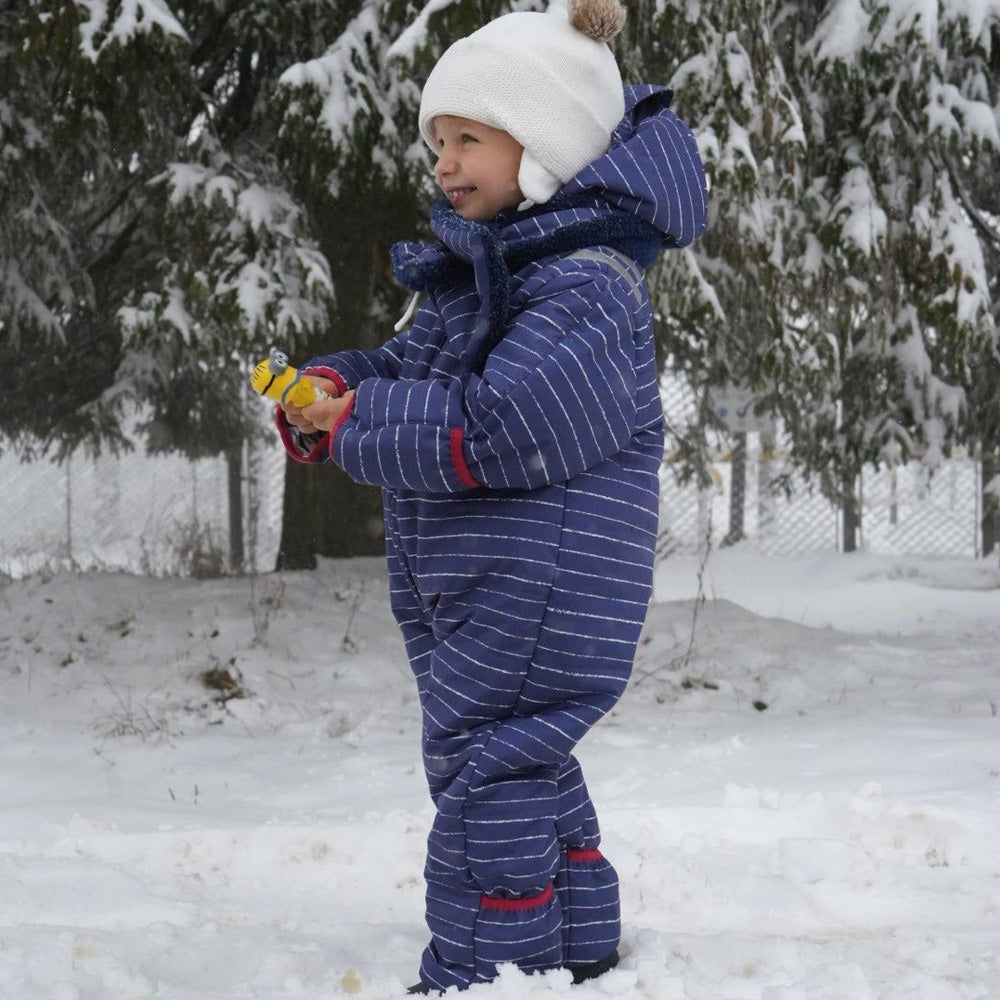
[454,198,496,222]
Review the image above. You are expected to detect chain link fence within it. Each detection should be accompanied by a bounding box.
[0,381,990,579]
[0,432,287,579]
[657,445,981,558]
[657,374,984,559]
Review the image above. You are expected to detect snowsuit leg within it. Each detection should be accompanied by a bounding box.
[402,518,641,991]
[414,558,565,990]
[553,755,621,966]
[418,749,622,990]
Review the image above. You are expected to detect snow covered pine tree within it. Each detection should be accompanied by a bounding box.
[0,0,335,462]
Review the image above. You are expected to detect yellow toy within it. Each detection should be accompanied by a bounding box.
[250,348,332,408]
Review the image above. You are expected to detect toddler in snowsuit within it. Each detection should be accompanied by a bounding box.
[277,0,707,991]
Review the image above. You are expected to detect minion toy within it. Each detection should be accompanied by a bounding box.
[250,348,331,408]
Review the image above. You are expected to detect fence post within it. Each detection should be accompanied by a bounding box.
[757,428,777,544]
[723,433,746,546]
[65,455,73,567]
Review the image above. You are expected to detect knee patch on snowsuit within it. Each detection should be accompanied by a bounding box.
[463,767,560,896]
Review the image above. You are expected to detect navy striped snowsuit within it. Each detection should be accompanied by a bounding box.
[278,85,707,990]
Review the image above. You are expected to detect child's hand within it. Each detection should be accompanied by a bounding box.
[281,375,353,434]
[301,390,354,433]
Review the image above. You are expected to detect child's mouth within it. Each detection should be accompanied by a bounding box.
[447,187,476,206]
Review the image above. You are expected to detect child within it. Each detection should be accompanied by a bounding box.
[276,0,707,991]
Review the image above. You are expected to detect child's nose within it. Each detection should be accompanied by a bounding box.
[436,154,456,178]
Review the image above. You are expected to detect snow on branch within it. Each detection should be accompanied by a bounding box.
[916,177,993,329]
[831,165,888,257]
[157,163,237,210]
[2,259,66,345]
[76,0,187,61]
[873,0,939,49]
[279,4,398,149]
[387,0,464,62]
[809,0,869,64]
[941,0,1000,45]
[925,81,1000,149]
[892,305,966,468]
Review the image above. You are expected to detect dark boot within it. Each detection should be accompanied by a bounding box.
[406,982,441,996]
[568,947,620,984]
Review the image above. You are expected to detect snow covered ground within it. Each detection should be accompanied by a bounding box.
[1,549,998,999]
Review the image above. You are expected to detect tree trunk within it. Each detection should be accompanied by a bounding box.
[842,472,860,553]
[227,447,244,573]
[275,161,423,571]
[276,459,385,570]
[983,451,998,558]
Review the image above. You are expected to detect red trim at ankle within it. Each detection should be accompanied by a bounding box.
[566,848,604,862]
[481,882,554,911]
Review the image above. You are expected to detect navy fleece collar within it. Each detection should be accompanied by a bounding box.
[390,197,662,371]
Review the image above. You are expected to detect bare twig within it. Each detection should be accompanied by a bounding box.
[633,498,714,686]
[92,675,170,741]
[341,583,365,654]
[249,575,286,646]
[679,501,713,672]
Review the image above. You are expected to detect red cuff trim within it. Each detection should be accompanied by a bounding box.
[275,407,329,464]
[328,393,355,461]
[302,365,349,398]
[450,427,481,489]
[566,848,604,863]
[481,882,554,911]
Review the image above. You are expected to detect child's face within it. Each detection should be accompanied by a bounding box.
[431,116,525,221]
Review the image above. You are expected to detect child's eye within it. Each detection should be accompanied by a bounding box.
[461,134,478,144]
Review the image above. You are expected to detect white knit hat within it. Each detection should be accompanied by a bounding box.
[418,0,628,208]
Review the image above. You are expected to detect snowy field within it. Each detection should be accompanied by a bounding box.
[1,549,998,999]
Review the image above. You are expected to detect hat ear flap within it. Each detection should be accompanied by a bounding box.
[517,147,563,208]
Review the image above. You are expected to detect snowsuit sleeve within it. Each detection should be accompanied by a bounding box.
[329,264,639,491]
[275,327,411,464]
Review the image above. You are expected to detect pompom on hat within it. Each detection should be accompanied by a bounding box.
[418,0,628,208]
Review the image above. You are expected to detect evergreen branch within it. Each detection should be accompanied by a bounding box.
[940,152,1000,255]
[81,174,146,239]
[189,0,242,68]
[85,210,144,278]
[892,97,1000,256]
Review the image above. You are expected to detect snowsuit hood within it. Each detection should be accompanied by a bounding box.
[391,84,707,372]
